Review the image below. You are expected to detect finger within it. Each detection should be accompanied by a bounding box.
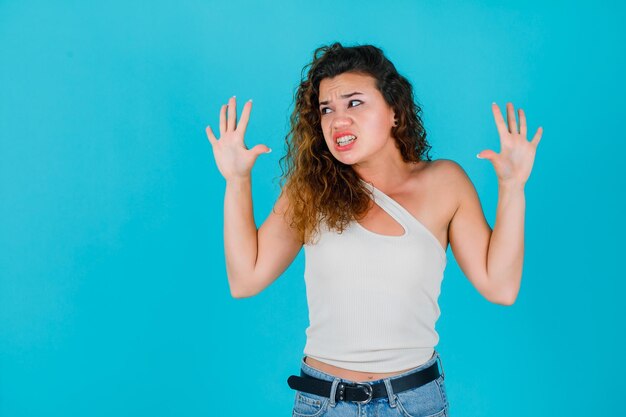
[506,102,518,134]
[531,126,543,147]
[236,99,253,136]
[246,144,272,166]
[491,103,508,138]
[250,143,272,155]
[227,96,237,131]
[519,108,527,137]
[206,125,217,145]
[477,149,498,161]
[219,104,227,135]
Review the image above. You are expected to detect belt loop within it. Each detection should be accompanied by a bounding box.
[328,377,341,407]
[436,352,445,380]
[383,377,397,407]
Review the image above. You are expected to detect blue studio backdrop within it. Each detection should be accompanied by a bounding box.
[1,0,624,416]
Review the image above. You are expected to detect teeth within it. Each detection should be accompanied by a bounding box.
[336,135,356,145]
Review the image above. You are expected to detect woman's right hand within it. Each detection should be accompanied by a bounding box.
[205,96,271,181]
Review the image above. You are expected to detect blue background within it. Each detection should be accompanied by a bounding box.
[1,0,624,415]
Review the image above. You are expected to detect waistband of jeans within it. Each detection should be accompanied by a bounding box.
[300,350,440,384]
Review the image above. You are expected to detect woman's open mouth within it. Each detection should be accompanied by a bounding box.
[335,134,357,151]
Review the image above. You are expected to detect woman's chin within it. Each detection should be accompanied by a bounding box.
[332,153,359,166]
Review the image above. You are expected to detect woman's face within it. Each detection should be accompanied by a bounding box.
[318,72,397,167]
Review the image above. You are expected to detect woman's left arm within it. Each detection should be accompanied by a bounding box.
[448,102,543,305]
[480,102,543,304]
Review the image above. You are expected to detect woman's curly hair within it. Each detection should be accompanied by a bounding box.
[278,42,432,245]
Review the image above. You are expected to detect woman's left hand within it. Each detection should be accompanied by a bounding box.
[477,102,543,187]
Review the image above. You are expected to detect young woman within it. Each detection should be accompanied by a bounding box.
[206,43,542,417]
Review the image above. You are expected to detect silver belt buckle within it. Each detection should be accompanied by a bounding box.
[354,383,373,404]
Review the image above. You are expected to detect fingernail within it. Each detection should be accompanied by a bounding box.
[249,99,253,102]
[476,153,483,159]
[266,148,272,153]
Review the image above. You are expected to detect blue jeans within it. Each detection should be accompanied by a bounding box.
[292,351,449,417]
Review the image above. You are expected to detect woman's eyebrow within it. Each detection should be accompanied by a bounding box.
[319,91,364,106]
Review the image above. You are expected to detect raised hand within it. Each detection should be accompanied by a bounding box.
[206,96,271,181]
[478,102,543,187]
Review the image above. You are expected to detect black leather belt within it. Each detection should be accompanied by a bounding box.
[287,361,441,404]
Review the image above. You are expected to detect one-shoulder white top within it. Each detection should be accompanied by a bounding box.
[302,179,447,372]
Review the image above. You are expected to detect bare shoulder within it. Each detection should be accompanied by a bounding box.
[269,190,302,243]
[425,158,467,178]
[421,159,477,216]
[420,158,472,191]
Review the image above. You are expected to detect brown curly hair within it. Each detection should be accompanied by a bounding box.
[277,42,432,245]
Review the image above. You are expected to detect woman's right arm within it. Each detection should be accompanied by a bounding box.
[207,96,302,298]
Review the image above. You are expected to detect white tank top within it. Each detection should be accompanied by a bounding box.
[302,179,447,373]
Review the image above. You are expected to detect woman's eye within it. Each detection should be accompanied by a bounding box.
[320,100,362,115]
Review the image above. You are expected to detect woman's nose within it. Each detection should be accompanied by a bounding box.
[331,114,352,129]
